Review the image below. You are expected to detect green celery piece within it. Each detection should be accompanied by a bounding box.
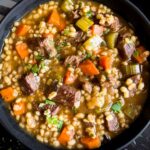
[76,17,94,32]
[111,101,122,113]
[105,32,119,49]
[83,35,103,51]
[61,0,74,12]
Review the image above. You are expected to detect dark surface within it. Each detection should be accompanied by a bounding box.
[0,0,149,150]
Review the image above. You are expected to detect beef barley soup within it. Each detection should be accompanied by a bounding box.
[0,0,149,149]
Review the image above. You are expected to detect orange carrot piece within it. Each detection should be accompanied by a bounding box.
[92,25,104,36]
[0,87,15,102]
[64,70,77,85]
[16,42,29,59]
[13,101,26,115]
[58,126,74,145]
[100,56,112,70]
[79,60,100,76]
[48,9,66,31]
[16,24,30,36]
[80,137,101,149]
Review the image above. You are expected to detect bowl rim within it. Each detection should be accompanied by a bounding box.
[0,0,149,150]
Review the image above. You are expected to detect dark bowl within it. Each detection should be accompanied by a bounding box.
[0,0,150,150]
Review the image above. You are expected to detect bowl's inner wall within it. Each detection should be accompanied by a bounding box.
[0,0,150,150]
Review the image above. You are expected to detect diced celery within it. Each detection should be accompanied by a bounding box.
[83,35,103,51]
[76,17,94,32]
[105,32,119,48]
[61,0,74,12]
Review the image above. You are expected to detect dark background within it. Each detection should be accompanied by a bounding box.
[0,0,149,150]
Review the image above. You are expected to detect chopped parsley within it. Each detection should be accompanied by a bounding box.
[45,99,56,105]
[47,116,63,131]
[66,64,71,68]
[111,101,122,113]
[63,29,70,35]
[86,10,93,18]
[84,53,92,60]
[35,54,44,61]
[56,41,68,52]
[31,64,39,74]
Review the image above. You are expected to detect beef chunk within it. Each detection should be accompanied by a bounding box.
[110,17,122,32]
[54,85,81,108]
[34,102,60,116]
[40,104,60,116]
[118,41,135,60]
[64,55,82,67]
[82,82,92,93]
[39,37,57,57]
[20,73,39,94]
[106,113,119,132]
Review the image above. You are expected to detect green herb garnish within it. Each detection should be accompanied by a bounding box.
[63,29,70,35]
[45,99,56,105]
[85,53,92,60]
[56,41,68,52]
[47,116,63,131]
[31,64,39,74]
[86,10,93,18]
[35,54,44,61]
[111,101,122,113]
[66,64,71,68]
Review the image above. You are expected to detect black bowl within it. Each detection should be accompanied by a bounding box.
[0,0,150,150]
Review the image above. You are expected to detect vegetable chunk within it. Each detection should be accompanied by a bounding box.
[16,42,29,59]
[13,101,26,115]
[0,87,15,102]
[16,24,30,36]
[48,9,66,31]
[58,126,75,145]
[80,137,101,149]
[76,17,94,32]
[79,60,100,76]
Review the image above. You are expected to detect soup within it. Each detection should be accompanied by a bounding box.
[0,0,149,149]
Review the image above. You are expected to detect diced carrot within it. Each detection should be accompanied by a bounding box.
[92,25,104,36]
[80,137,101,149]
[13,101,26,115]
[48,9,66,31]
[42,32,54,38]
[0,87,15,102]
[58,126,74,145]
[100,56,112,70]
[79,60,100,76]
[16,24,30,36]
[16,42,29,59]
[64,70,77,85]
